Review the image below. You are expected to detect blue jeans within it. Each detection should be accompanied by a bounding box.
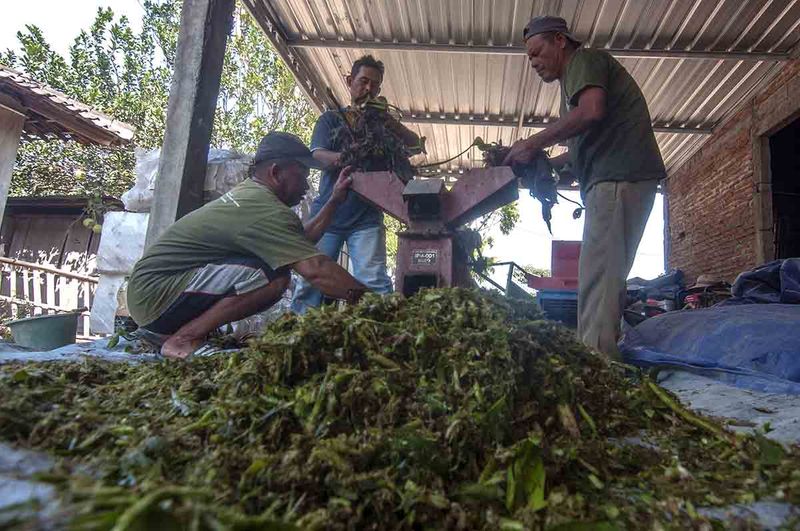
[290,225,393,313]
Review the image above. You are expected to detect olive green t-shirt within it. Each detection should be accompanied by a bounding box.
[127,179,321,326]
[559,48,666,195]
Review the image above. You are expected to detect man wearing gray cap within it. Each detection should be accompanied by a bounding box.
[127,132,368,359]
[503,16,666,358]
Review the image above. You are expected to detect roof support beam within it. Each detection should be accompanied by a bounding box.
[287,39,789,62]
[400,112,713,135]
[0,98,26,233]
[146,0,235,246]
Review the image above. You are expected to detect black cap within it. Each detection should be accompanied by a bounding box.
[523,16,582,46]
[254,131,321,169]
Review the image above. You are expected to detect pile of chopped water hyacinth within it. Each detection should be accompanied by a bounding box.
[1,289,799,530]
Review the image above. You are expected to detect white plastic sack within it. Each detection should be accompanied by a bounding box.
[121,149,254,212]
[95,212,149,274]
[92,212,148,334]
[121,148,160,212]
[90,274,127,334]
[204,150,252,201]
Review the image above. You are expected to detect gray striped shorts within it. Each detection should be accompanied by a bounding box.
[143,256,287,335]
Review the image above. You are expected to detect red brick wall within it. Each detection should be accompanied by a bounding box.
[666,59,800,284]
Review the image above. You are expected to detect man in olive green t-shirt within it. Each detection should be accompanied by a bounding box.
[504,16,666,358]
[127,132,368,359]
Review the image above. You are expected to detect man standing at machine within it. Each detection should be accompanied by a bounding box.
[291,55,421,313]
[503,16,666,358]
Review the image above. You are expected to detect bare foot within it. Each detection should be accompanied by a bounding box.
[160,335,204,359]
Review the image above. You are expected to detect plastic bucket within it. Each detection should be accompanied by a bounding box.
[6,312,80,351]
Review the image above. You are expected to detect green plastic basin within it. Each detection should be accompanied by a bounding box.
[6,312,80,351]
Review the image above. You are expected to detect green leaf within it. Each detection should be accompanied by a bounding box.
[604,505,620,519]
[478,456,497,484]
[756,434,786,466]
[577,403,597,436]
[547,521,619,531]
[107,334,120,349]
[455,482,503,502]
[526,453,547,511]
[505,465,516,511]
[588,474,604,490]
[505,435,547,512]
[242,458,268,478]
[500,518,526,531]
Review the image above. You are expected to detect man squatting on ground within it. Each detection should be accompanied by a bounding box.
[126,132,368,359]
[290,55,420,313]
[503,16,666,358]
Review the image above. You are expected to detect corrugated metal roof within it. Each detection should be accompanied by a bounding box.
[0,65,134,146]
[244,0,800,176]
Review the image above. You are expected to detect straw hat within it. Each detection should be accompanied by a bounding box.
[687,274,723,291]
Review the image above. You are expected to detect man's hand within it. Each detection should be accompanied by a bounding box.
[303,166,353,243]
[312,148,343,170]
[502,136,543,166]
[548,151,570,170]
[346,288,367,305]
[329,165,354,205]
[293,255,369,302]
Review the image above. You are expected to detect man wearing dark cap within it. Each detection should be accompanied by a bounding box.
[126,132,367,359]
[503,16,666,358]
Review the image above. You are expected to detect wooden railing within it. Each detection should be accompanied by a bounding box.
[0,256,98,339]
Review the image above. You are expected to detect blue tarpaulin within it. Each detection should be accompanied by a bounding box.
[620,259,800,395]
[721,258,800,305]
[620,304,800,394]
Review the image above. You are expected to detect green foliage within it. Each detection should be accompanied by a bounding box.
[214,10,315,150]
[474,201,520,244]
[383,216,404,275]
[508,265,550,292]
[2,289,799,529]
[466,201,520,270]
[497,203,521,235]
[2,2,314,198]
[523,265,550,278]
[9,139,135,198]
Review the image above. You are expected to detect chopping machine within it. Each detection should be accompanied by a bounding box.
[350,168,519,296]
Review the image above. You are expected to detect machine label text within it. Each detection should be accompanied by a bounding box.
[412,249,438,266]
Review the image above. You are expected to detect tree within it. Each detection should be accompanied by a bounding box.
[214,11,315,150]
[0,1,314,198]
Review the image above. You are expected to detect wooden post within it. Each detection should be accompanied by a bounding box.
[9,267,17,318]
[145,0,235,246]
[32,269,42,315]
[22,268,30,305]
[46,272,55,307]
[0,95,26,238]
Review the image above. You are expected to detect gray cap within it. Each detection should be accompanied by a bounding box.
[523,16,582,46]
[254,131,321,170]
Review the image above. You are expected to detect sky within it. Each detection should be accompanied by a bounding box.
[1,1,144,58]
[2,1,666,283]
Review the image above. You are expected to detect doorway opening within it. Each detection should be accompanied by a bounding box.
[769,117,800,259]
